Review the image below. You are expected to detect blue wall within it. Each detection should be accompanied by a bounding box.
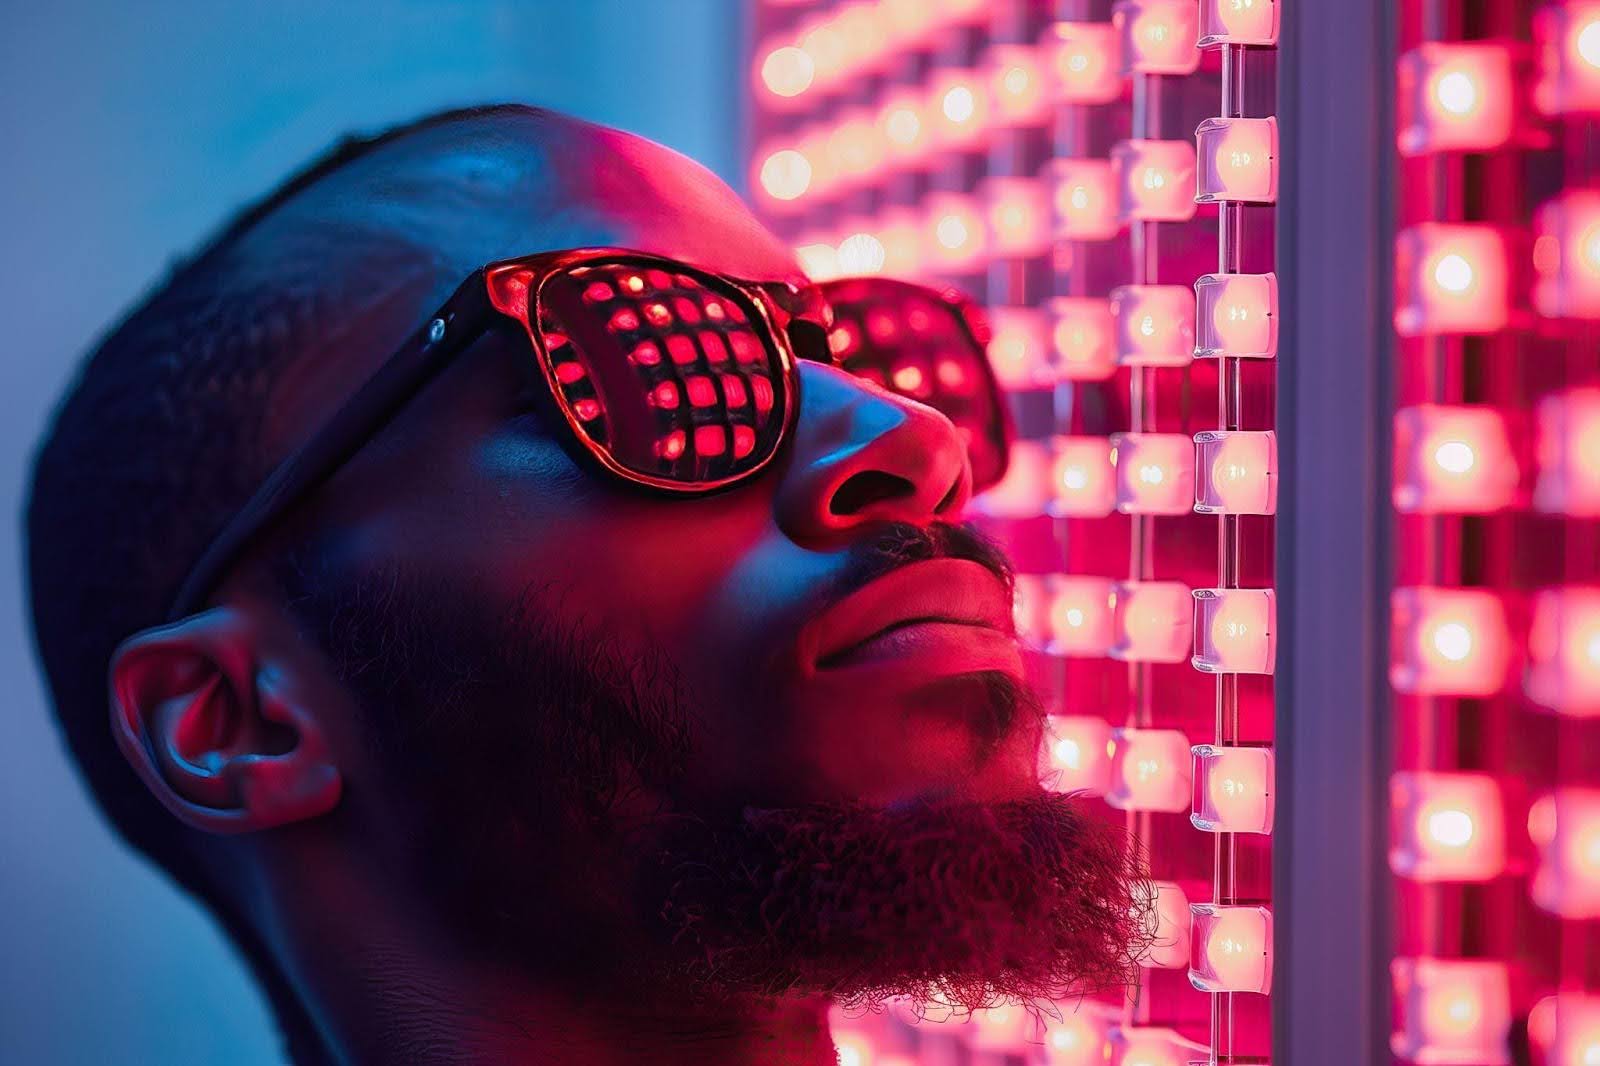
[0,4,744,1062]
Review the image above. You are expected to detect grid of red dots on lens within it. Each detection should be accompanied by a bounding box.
[540,262,780,481]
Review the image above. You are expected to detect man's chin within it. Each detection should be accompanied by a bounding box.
[638,791,1148,1013]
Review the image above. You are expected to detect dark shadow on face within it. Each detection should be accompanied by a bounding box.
[252,106,1142,1015]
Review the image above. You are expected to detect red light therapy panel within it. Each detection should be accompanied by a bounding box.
[1391,3,1600,1065]
[748,1,1278,1062]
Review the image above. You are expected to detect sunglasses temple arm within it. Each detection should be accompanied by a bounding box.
[167,275,496,620]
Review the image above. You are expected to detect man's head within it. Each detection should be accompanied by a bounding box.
[27,105,1141,1059]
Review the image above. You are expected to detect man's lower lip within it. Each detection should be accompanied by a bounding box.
[815,621,1022,674]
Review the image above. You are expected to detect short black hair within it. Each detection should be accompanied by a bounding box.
[24,103,548,1065]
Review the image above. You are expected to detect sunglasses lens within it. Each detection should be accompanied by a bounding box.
[535,261,791,487]
[820,278,1010,490]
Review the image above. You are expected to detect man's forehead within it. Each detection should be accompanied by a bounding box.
[295,110,801,283]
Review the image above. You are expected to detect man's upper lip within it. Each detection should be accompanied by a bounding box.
[803,558,1016,670]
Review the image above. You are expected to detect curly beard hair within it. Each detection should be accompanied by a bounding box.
[645,792,1148,1014]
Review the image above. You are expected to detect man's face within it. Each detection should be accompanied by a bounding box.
[256,115,1135,1005]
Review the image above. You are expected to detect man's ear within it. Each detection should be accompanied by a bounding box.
[109,607,341,835]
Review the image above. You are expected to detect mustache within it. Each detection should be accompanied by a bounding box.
[832,520,1016,605]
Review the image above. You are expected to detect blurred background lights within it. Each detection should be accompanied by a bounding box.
[1112,433,1195,514]
[1391,587,1512,696]
[758,147,812,202]
[1135,880,1193,969]
[1050,435,1117,516]
[1042,714,1115,795]
[1108,728,1193,812]
[759,44,815,98]
[1049,21,1122,104]
[1395,223,1512,335]
[1391,958,1513,1064]
[1527,587,1600,712]
[1393,405,1520,513]
[1530,789,1600,918]
[1390,771,1507,882]
[1398,42,1516,154]
[1113,139,1198,222]
[1114,0,1201,75]
[835,231,886,275]
[1050,296,1118,380]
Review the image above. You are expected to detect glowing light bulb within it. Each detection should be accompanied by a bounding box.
[925,193,987,272]
[759,45,815,99]
[943,86,974,122]
[1110,581,1193,664]
[1529,994,1600,1066]
[1041,714,1115,795]
[835,232,885,275]
[795,239,840,282]
[1528,587,1600,714]
[1050,435,1117,517]
[1391,587,1511,696]
[1396,223,1512,336]
[1398,42,1516,154]
[1536,5,1600,113]
[1195,430,1277,514]
[1044,1006,1114,1066]
[1049,21,1123,104]
[1393,405,1519,514]
[1113,0,1200,75]
[1390,772,1507,882]
[1531,789,1600,917]
[1196,117,1278,204]
[985,307,1053,390]
[757,148,812,203]
[1392,958,1512,1064]
[988,43,1048,125]
[1112,139,1198,222]
[1046,575,1117,655]
[1132,880,1191,968]
[1192,588,1275,674]
[1189,904,1272,992]
[928,69,988,148]
[878,90,928,163]
[982,176,1049,257]
[1110,285,1194,367]
[1050,296,1117,380]
[1194,272,1277,358]
[1536,191,1600,319]
[1199,0,1278,46]
[1192,745,1274,834]
[1112,433,1194,515]
[973,439,1051,517]
[1536,388,1600,515]
[1050,158,1119,242]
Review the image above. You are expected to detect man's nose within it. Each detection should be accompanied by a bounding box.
[775,361,972,545]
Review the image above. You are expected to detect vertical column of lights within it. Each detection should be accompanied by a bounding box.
[1108,1,1206,1063]
[1390,3,1600,1065]
[1190,2,1279,1065]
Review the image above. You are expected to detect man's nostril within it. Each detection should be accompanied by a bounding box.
[829,470,916,516]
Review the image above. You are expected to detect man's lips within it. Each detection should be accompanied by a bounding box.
[800,558,1018,673]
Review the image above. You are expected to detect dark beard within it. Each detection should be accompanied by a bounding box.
[279,543,1146,1014]
[641,794,1147,1013]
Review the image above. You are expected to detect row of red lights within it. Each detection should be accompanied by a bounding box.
[1390,4,1600,1065]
